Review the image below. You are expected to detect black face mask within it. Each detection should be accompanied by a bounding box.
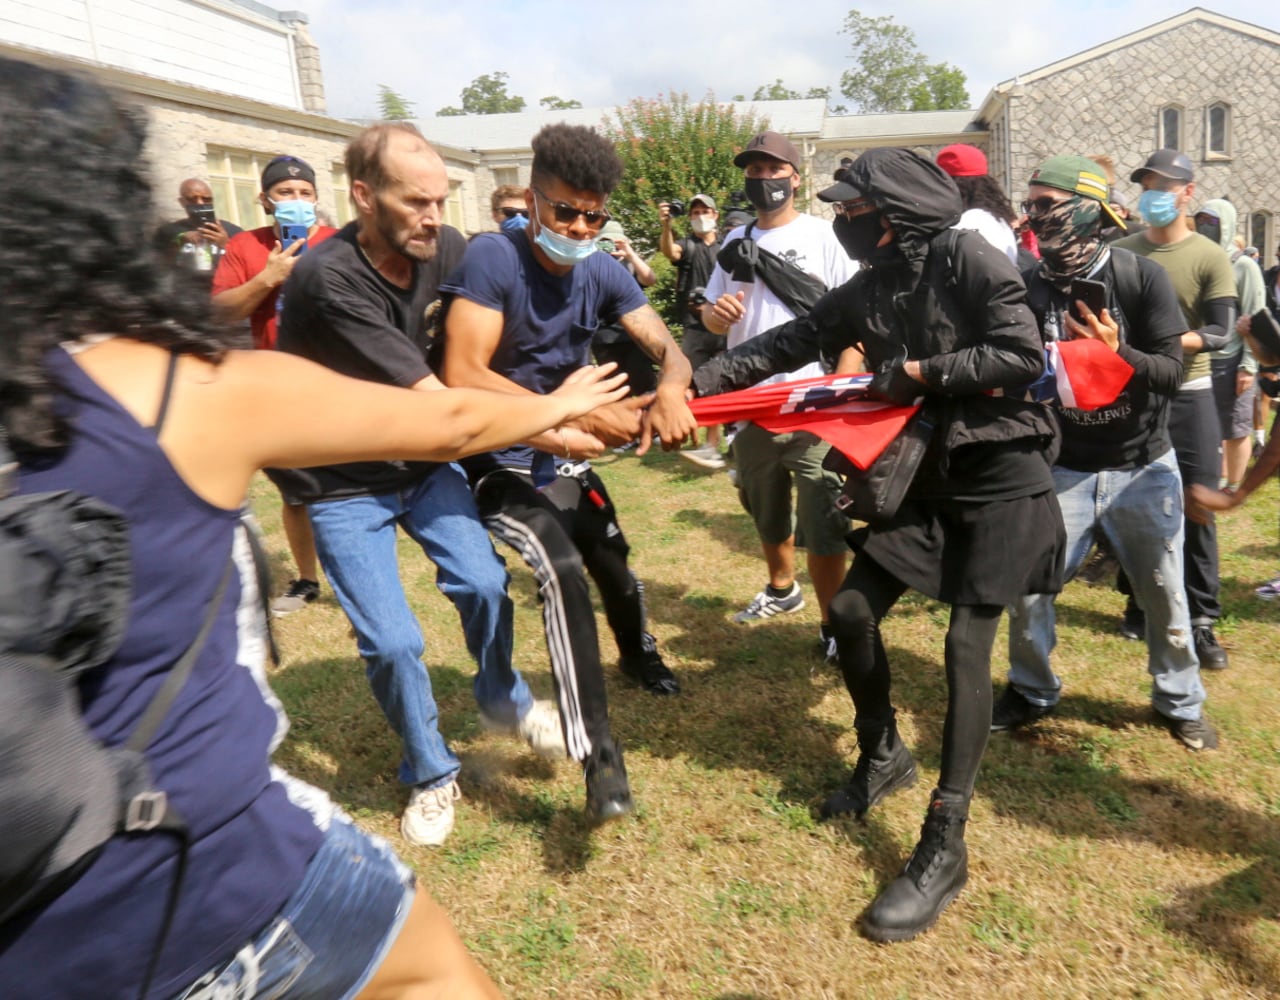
[833,210,884,261]
[744,176,793,213]
[1195,219,1221,244]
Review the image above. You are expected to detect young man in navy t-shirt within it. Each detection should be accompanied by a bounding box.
[440,123,698,822]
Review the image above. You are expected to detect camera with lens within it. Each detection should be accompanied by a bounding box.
[596,237,616,254]
[688,285,708,308]
[665,199,685,217]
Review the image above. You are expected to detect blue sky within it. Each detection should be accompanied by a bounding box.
[296,2,1275,121]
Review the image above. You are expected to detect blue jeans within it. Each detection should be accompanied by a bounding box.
[1006,451,1206,721]
[308,465,532,787]
[176,814,416,999]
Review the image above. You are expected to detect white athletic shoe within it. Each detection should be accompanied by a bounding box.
[401,780,460,847]
[481,700,567,759]
[679,445,727,470]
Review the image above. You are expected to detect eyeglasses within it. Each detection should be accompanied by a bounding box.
[1020,196,1063,217]
[833,199,873,216]
[500,207,528,219]
[532,187,610,230]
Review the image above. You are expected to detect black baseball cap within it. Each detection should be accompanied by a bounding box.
[817,165,865,203]
[1130,149,1194,184]
[261,155,316,193]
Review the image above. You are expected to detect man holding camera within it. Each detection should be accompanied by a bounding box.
[991,154,1217,751]
[661,194,726,468]
[440,123,697,824]
[152,177,241,283]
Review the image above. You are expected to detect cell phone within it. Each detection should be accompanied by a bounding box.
[187,204,217,228]
[280,224,309,253]
[1069,278,1108,324]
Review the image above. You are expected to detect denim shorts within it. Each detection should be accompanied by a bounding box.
[174,815,416,1000]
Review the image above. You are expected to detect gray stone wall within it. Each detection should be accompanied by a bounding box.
[288,21,327,115]
[1005,19,1280,265]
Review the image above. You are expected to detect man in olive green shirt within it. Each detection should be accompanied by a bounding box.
[1115,149,1238,669]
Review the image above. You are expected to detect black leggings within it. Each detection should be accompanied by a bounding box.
[828,554,1002,806]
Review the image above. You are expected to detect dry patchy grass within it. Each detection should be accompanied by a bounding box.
[254,452,1280,999]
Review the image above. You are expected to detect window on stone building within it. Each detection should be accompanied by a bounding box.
[1205,103,1231,157]
[205,146,281,229]
[492,166,519,187]
[1158,106,1182,152]
[446,179,465,232]
[330,163,354,226]
[1252,212,1271,262]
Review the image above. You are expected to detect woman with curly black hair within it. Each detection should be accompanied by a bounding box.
[0,55,627,1000]
[935,143,1020,265]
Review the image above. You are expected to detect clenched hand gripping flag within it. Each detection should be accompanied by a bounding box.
[688,339,1134,470]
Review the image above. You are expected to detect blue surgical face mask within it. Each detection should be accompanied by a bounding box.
[1138,189,1180,228]
[271,198,317,228]
[532,198,597,266]
[500,213,529,233]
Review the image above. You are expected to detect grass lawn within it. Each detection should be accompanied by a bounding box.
[255,449,1280,1000]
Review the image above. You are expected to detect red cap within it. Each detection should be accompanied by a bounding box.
[935,144,988,178]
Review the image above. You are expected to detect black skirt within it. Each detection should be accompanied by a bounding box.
[850,488,1066,606]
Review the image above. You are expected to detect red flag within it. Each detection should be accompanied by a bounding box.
[1050,339,1134,410]
[689,374,918,470]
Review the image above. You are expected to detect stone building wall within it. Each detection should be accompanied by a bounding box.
[1004,19,1280,263]
[142,98,354,227]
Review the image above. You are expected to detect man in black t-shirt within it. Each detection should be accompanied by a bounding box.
[661,193,726,467]
[151,177,241,284]
[277,123,565,849]
[991,154,1216,752]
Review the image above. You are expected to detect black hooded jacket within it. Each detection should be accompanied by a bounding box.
[694,148,1056,481]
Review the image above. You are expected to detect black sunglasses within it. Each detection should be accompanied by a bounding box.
[500,207,528,219]
[1020,196,1062,217]
[532,187,610,230]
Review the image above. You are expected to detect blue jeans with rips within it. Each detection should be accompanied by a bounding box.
[308,464,532,788]
[1006,450,1206,721]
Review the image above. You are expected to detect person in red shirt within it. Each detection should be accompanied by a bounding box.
[212,155,338,614]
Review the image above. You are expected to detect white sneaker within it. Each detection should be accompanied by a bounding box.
[400,780,460,847]
[481,700,567,759]
[679,445,727,470]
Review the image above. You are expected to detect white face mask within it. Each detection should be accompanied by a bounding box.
[690,215,717,235]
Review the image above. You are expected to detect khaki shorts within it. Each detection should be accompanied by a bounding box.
[732,422,849,556]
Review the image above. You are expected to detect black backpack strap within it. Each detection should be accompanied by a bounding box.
[1109,247,1142,337]
[124,555,233,757]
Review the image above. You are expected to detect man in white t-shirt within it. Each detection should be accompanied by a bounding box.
[701,131,858,658]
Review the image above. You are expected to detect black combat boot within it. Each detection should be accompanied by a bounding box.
[584,738,633,824]
[820,720,917,820]
[861,791,968,942]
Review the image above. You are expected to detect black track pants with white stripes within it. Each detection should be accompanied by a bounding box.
[475,468,651,762]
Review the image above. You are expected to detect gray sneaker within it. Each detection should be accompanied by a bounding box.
[734,582,805,623]
[270,578,319,617]
[1161,714,1218,751]
[679,445,726,470]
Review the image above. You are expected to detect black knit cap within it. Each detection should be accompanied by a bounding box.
[260,155,316,193]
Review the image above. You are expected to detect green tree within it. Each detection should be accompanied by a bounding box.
[377,84,416,120]
[540,95,583,110]
[838,9,968,113]
[437,71,526,116]
[733,80,846,113]
[603,93,765,329]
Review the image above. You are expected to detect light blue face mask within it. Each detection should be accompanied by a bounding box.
[1137,189,1180,228]
[532,195,598,266]
[271,198,317,229]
